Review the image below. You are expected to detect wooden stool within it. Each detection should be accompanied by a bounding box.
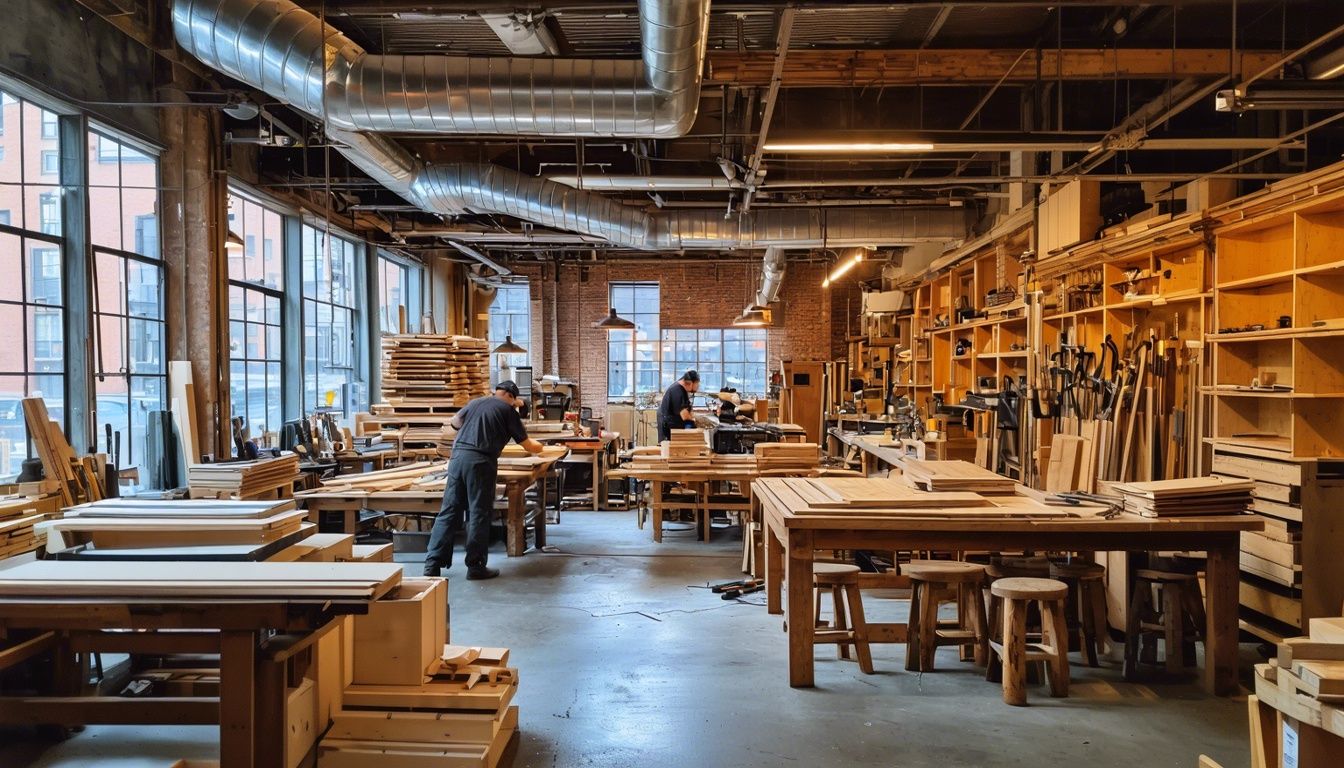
[1049,559,1109,667]
[983,556,1052,667]
[988,577,1070,706]
[903,560,989,671]
[1124,569,1205,680]
[812,563,875,674]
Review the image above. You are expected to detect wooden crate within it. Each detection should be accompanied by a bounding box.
[352,578,447,686]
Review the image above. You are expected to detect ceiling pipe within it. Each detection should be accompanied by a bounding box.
[755,246,786,306]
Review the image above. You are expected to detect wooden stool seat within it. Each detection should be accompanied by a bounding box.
[1125,567,1206,679]
[904,560,987,583]
[812,563,874,675]
[987,577,1070,706]
[904,561,989,672]
[986,557,1051,579]
[1049,559,1109,667]
[990,577,1068,602]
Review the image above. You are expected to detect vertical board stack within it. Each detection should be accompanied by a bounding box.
[319,578,520,768]
[379,335,491,411]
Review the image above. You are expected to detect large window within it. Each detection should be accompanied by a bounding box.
[377,251,421,334]
[0,89,66,479]
[88,129,165,469]
[302,224,361,413]
[660,328,768,396]
[226,191,284,439]
[607,282,660,401]
[488,282,530,383]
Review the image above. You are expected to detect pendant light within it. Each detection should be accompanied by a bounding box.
[594,306,636,330]
[492,335,527,354]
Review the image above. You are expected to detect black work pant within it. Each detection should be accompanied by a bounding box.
[425,449,497,573]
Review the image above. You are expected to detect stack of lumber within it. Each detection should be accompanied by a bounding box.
[1111,476,1254,519]
[0,495,49,560]
[773,476,1088,519]
[900,459,1017,493]
[1253,617,1344,760]
[21,396,108,507]
[187,453,301,499]
[363,412,460,447]
[754,442,819,472]
[661,429,709,462]
[0,560,402,601]
[324,647,518,768]
[42,499,308,554]
[379,334,490,410]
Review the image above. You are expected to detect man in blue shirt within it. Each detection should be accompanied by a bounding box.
[425,381,544,580]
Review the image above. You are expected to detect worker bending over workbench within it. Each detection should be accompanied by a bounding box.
[657,369,701,442]
[425,380,544,580]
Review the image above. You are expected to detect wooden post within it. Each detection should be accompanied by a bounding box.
[786,530,816,687]
[219,631,257,768]
[1203,539,1241,696]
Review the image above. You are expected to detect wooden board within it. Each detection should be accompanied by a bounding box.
[900,459,1017,492]
[64,499,295,519]
[0,560,403,600]
[343,680,516,713]
[790,477,989,509]
[328,704,515,745]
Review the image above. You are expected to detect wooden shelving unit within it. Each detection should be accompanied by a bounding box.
[1206,186,1344,642]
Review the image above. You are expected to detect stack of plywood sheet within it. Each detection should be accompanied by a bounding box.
[1111,477,1254,519]
[0,495,49,560]
[661,429,709,462]
[753,442,819,472]
[900,459,1017,493]
[187,453,301,500]
[379,334,490,410]
[42,499,308,554]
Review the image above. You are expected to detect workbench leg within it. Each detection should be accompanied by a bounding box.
[343,510,356,534]
[220,630,257,768]
[766,520,784,616]
[533,480,547,550]
[592,453,602,511]
[1203,539,1240,696]
[787,531,816,687]
[652,481,663,544]
[700,482,712,543]
[506,485,526,557]
[254,654,286,768]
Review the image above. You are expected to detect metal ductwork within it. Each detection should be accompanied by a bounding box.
[755,247,786,306]
[174,0,971,250]
[172,0,709,138]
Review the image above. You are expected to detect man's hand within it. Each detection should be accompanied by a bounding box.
[521,437,545,454]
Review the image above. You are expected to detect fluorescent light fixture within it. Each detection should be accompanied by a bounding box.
[225,230,245,252]
[764,142,935,153]
[594,307,637,331]
[821,251,864,288]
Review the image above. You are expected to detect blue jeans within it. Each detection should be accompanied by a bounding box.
[425,449,497,573]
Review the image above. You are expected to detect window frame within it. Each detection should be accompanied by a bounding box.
[226,187,289,439]
[300,223,364,414]
[606,281,661,403]
[487,281,531,384]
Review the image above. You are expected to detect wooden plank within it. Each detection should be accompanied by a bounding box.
[342,680,515,713]
[1278,638,1344,668]
[1240,580,1301,628]
[170,361,202,468]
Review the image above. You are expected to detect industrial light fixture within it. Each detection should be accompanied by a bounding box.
[1216,83,1344,112]
[225,230,245,252]
[594,307,636,331]
[764,141,936,153]
[492,335,527,355]
[821,250,865,288]
[732,307,770,327]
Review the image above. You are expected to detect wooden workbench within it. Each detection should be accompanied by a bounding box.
[539,434,613,510]
[751,476,1261,695]
[0,561,400,768]
[611,463,762,544]
[297,460,554,557]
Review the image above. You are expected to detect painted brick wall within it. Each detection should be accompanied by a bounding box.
[508,259,840,417]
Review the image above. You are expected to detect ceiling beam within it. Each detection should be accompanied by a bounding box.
[707,49,1284,87]
[741,5,796,212]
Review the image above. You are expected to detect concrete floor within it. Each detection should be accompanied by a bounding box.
[2,510,1255,768]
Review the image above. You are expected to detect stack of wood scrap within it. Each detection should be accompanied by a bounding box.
[661,429,709,462]
[187,453,301,500]
[1111,476,1254,519]
[318,461,446,492]
[1253,617,1344,760]
[325,646,518,768]
[42,499,309,554]
[754,442,819,472]
[0,495,52,560]
[900,459,1017,493]
[379,334,490,410]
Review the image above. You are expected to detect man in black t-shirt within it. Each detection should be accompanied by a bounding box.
[425,381,544,581]
[657,370,700,442]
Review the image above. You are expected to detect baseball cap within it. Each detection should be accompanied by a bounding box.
[681,370,700,383]
[496,380,521,397]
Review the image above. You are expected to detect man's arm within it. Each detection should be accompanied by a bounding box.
[678,390,694,423]
[506,409,543,454]
[520,437,545,454]
[450,400,473,430]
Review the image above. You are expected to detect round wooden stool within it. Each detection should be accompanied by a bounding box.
[812,563,875,674]
[983,556,1052,662]
[988,577,1070,706]
[1049,559,1109,667]
[1124,569,1205,680]
[903,560,989,671]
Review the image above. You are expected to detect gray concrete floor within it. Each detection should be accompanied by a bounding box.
[2,510,1255,767]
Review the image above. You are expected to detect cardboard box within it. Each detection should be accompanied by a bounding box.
[352,578,447,686]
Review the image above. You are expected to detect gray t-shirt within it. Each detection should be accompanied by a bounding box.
[452,396,529,458]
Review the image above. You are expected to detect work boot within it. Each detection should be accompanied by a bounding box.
[423,565,442,577]
[466,566,500,581]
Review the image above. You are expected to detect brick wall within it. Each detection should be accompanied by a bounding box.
[508,258,842,417]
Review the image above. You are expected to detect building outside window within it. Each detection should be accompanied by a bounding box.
[607,282,660,402]
[302,224,362,414]
[87,129,165,469]
[0,89,66,479]
[377,251,421,334]
[226,190,284,440]
[659,328,768,396]
[487,282,530,384]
